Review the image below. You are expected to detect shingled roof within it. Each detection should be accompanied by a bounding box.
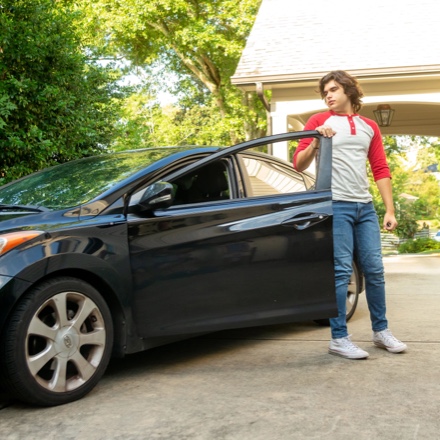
[232,0,440,85]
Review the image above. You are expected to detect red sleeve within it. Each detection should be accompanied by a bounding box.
[361,117,391,181]
[293,112,330,170]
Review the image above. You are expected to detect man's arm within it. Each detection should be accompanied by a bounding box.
[294,125,336,171]
[376,177,398,231]
[294,138,320,172]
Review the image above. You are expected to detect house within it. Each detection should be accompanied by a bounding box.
[232,0,440,161]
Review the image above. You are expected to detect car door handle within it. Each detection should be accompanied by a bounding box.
[281,213,329,230]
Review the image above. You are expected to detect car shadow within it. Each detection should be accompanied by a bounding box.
[104,320,326,379]
[0,321,328,409]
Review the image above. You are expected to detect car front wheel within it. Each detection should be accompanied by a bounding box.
[0,277,113,406]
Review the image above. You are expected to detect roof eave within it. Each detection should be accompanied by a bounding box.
[231,65,440,89]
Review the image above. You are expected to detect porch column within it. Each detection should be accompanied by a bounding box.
[270,105,289,161]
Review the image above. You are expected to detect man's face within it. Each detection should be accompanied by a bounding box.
[323,80,352,114]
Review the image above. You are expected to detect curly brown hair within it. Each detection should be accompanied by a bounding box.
[318,70,364,113]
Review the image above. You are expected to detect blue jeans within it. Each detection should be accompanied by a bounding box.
[330,201,388,339]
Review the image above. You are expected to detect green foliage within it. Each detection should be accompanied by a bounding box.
[0,0,126,183]
[371,136,440,238]
[394,200,420,239]
[398,238,440,254]
[432,138,440,164]
[112,87,235,150]
[77,0,266,144]
[373,195,417,239]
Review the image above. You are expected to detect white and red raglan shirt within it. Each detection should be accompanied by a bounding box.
[293,110,391,203]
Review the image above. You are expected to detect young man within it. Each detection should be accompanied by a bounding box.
[293,70,407,359]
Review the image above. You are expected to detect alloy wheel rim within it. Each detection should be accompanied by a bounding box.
[25,291,106,393]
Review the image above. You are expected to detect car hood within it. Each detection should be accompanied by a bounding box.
[0,210,78,234]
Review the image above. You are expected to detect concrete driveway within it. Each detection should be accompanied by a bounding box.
[1,254,439,440]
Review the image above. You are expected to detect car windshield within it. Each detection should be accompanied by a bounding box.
[0,148,185,210]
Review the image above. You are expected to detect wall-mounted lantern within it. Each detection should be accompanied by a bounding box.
[373,104,395,127]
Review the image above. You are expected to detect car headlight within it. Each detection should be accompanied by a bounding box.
[0,231,44,256]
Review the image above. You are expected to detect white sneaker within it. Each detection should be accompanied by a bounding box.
[329,335,369,359]
[373,329,407,353]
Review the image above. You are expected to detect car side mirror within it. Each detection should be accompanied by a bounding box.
[138,182,175,210]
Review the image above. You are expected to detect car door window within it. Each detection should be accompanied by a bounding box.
[239,153,309,197]
[128,159,232,209]
[171,160,231,205]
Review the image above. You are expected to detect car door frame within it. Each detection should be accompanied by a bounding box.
[160,131,332,192]
[126,131,336,341]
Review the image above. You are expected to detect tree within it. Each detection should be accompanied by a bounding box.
[112,84,244,150]
[77,0,266,144]
[0,0,126,183]
[370,136,440,238]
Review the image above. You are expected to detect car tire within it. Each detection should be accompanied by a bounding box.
[0,277,113,406]
[314,262,361,326]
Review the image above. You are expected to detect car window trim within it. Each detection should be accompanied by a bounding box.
[161,131,331,190]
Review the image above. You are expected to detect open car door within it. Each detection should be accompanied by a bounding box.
[127,132,336,340]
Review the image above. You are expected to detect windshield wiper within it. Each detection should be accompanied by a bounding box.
[0,204,50,213]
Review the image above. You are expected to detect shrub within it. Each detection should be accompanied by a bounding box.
[398,238,440,254]
[0,0,125,183]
